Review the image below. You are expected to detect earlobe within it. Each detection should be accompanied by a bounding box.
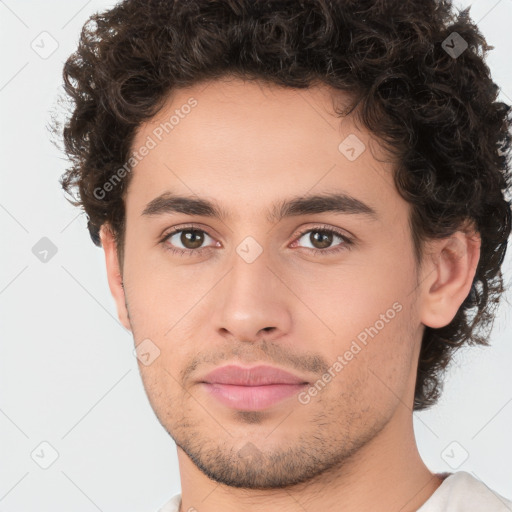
[420,229,481,329]
[99,224,132,331]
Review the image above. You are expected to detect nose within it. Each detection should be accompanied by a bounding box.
[213,248,292,343]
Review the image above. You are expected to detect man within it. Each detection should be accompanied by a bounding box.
[58,0,512,510]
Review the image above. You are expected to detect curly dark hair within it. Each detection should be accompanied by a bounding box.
[58,0,512,411]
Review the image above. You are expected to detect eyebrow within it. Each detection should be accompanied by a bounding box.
[141,191,378,223]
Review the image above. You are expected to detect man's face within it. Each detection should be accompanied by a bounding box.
[118,77,425,488]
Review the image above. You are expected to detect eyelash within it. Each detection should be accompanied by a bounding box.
[159,223,354,258]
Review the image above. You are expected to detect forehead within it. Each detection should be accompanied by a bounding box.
[126,77,400,223]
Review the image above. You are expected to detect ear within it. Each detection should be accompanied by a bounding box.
[419,228,481,329]
[100,223,132,331]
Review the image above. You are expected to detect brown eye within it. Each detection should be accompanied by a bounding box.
[163,228,215,253]
[308,230,334,249]
[179,230,205,249]
[292,226,353,255]
[292,226,354,256]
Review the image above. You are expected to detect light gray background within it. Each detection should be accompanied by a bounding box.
[1,0,511,510]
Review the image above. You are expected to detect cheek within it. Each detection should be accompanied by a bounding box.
[300,258,413,342]
[311,256,417,404]
[311,302,415,420]
[136,359,186,426]
[122,244,215,337]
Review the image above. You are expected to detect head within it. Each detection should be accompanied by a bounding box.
[59,0,511,489]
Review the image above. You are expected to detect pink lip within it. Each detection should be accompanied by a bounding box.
[199,365,309,411]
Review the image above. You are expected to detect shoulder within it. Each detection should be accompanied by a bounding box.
[418,471,512,512]
[155,492,182,512]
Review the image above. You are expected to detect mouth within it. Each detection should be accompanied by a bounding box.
[199,364,309,411]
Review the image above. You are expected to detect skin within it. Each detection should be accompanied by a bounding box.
[100,76,481,512]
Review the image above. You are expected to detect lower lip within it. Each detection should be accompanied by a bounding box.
[201,382,308,410]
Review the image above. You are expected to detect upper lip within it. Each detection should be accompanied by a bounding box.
[200,365,309,386]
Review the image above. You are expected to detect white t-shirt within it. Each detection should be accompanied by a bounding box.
[157,471,512,512]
